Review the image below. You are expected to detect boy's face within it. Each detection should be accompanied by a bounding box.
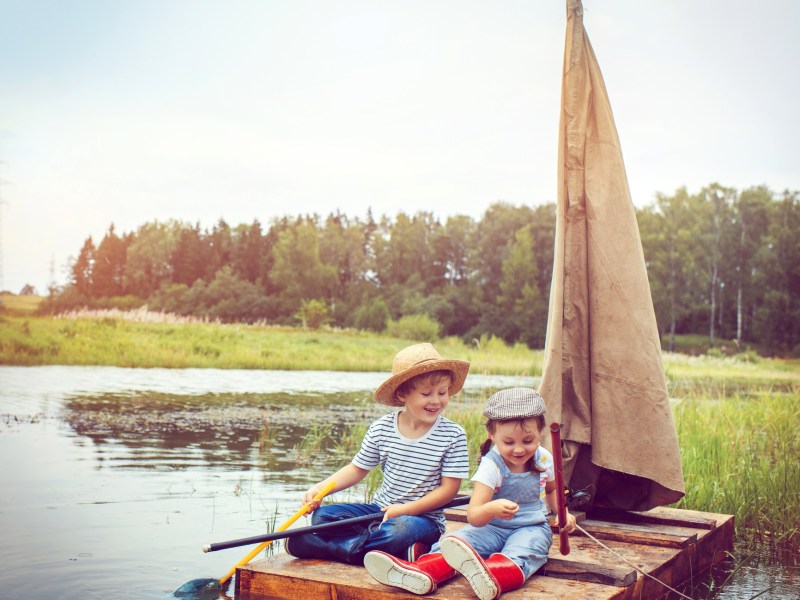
[398,377,452,426]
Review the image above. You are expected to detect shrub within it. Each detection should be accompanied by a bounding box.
[296,299,330,330]
[354,298,390,332]
[387,313,442,342]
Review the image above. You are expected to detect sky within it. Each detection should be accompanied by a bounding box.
[1,0,798,294]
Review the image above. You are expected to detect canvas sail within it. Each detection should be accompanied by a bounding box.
[540,0,685,510]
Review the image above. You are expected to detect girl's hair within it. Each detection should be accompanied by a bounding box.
[394,369,453,400]
[480,415,547,474]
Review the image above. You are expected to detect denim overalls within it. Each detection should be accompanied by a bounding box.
[431,448,553,579]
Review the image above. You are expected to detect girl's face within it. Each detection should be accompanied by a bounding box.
[489,419,542,473]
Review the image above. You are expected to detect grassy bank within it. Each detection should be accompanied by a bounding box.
[0,313,541,375]
[4,312,800,382]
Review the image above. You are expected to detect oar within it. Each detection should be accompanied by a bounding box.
[549,422,570,555]
[203,494,472,553]
[174,481,336,598]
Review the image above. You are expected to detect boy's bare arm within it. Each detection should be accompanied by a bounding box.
[303,463,370,510]
[380,476,462,522]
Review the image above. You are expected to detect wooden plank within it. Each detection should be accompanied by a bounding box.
[235,554,631,599]
[589,506,717,530]
[579,519,698,549]
[235,508,735,600]
[543,557,637,586]
[598,513,735,600]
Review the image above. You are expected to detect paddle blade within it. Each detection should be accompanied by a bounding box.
[174,577,221,598]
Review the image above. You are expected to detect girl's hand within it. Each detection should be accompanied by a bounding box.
[488,499,519,520]
[563,510,577,534]
[380,504,407,524]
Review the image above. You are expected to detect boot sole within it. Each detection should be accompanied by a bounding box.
[441,537,499,600]
[364,552,435,595]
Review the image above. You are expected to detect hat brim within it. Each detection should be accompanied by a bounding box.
[374,359,470,406]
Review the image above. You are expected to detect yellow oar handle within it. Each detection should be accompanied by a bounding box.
[218,481,336,586]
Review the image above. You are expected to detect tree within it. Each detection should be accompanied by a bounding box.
[231,220,267,284]
[751,191,800,352]
[435,214,476,286]
[373,212,444,291]
[125,221,180,297]
[471,203,535,302]
[727,186,770,342]
[70,237,95,297]
[170,224,210,286]
[92,224,128,297]
[498,225,547,347]
[270,220,337,315]
[640,189,707,351]
[319,212,370,323]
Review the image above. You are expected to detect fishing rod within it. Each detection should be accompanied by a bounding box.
[549,422,570,555]
[175,482,336,598]
[203,494,472,553]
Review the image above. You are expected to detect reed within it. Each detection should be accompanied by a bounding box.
[673,388,800,549]
[294,423,335,466]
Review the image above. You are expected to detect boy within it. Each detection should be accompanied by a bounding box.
[286,342,470,565]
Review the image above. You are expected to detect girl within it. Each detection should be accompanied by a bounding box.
[364,387,576,600]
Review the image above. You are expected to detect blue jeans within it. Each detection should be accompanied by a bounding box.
[432,521,552,580]
[312,502,441,560]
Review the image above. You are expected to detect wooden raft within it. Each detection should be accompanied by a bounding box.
[235,506,733,600]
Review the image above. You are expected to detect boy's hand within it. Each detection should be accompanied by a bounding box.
[380,504,407,524]
[487,499,519,520]
[302,484,325,512]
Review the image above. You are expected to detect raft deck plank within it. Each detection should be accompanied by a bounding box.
[235,507,733,600]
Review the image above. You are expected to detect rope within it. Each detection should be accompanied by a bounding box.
[575,523,693,600]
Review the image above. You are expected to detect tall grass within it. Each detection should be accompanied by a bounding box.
[674,388,800,548]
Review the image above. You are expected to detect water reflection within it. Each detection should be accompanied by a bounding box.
[61,390,383,473]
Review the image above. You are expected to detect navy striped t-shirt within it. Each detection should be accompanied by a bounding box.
[352,412,469,531]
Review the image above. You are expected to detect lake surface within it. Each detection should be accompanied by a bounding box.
[0,366,795,599]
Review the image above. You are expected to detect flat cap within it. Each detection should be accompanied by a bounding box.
[483,388,546,420]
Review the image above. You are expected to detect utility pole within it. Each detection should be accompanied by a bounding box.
[49,254,56,296]
[0,160,7,294]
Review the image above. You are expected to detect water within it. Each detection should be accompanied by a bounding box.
[0,366,796,599]
[0,366,532,599]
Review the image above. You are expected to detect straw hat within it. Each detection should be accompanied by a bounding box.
[374,343,470,406]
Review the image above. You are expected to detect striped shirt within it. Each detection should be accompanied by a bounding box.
[352,412,469,531]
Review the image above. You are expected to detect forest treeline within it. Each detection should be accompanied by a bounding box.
[40,183,800,355]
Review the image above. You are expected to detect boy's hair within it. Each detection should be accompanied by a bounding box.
[394,369,454,401]
[479,416,547,474]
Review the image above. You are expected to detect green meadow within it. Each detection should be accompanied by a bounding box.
[2,309,798,549]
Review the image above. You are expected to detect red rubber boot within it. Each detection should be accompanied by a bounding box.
[440,537,525,600]
[364,551,456,595]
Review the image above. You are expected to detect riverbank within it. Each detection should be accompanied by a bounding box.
[0,313,541,375]
[3,312,800,385]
